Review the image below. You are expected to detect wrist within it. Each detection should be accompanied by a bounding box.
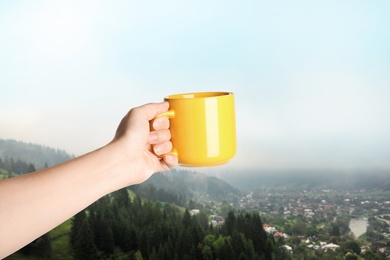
[98,140,141,192]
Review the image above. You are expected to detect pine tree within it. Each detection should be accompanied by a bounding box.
[243,238,256,259]
[27,163,36,173]
[70,211,98,260]
[157,244,168,260]
[231,231,246,257]
[331,223,341,237]
[20,233,52,258]
[219,238,236,260]
[113,187,131,208]
[33,233,52,258]
[224,211,236,236]
[202,245,213,260]
[96,219,115,254]
[176,226,192,259]
[182,209,192,227]
[149,247,158,260]
[213,235,235,260]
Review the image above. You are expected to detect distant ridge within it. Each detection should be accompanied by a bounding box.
[216,169,390,191]
[0,138,242,200]
[141,169,242,200]
[0,139,75,169]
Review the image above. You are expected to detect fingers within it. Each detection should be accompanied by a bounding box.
[148,125,172,156]
[148,115,171,150]
[162,154,178,167]
[153,141,173,156]
[148,129,171,145]
[137,102,169,121]
[151,116,170,131]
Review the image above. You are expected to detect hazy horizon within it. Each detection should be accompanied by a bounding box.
[1,1,390,171]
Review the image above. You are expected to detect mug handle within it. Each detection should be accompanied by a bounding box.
[157,109,175,119]
[150,110,178,158]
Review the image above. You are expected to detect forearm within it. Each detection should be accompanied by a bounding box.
[0,142,129,257]
[0,102,177,258]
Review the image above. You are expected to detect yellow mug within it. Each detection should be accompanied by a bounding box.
[160,92,236,167]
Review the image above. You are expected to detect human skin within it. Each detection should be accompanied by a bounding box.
[0,102,178,258]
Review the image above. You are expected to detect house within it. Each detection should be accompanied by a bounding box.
[280,245,293,252]
[274,232,284,240]
[190,209,200,215]
[322,243,340,252]
[323,205,333,211]
[264,226,277,234]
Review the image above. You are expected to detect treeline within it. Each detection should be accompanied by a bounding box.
[0,157,38,175]
[142,170,242,201]
[70,188,283,260]
[131,183,188,207]
[0,139,74,169]
[225,169,390,191]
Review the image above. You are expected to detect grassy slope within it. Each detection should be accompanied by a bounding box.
[50,219,73,260]
[5,219,74,260]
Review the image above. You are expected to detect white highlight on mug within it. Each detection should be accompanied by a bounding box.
[205,98,220,157]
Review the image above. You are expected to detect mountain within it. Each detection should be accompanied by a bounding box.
[0,139,75,169]
[216,168,390,191]
[139,169,242,200]
[0,139,242,200]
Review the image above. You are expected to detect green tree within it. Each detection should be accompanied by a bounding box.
[96,219,115,254]
[113,187,131,208]
[345,252,358,260]
[213,235,235,260]
[243,238,256,259]
[231,231,246,257]
[194,210,209,232]
[224,211,236,236]
[27,163,36,173]
[363,249,383,260]
[290,219,306,236]
[131,250,143,260]
[20,233,52,258]
[346,241,361,255]
[176,225,193,259]
[70,211,98,260]
[182,209,192,227]
[149,247,158,260]
[330,223,341,237]
[202,245,213,260]
[157,243,169,260]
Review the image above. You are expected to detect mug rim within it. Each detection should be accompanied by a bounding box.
[165,91,233,100]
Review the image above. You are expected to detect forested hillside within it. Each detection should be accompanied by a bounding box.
[2,139,283,259]
[0,139,74,169]
[138,170,242,201]
[67,189,278,260]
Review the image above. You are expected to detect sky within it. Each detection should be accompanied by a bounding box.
[1,1,390,171]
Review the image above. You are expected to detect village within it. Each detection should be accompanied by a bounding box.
[202,186,390,258]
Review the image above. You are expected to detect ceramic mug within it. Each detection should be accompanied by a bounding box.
[157,92,236,167]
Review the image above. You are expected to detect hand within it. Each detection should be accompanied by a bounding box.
[0,102,178,258]
[111,102,178,185]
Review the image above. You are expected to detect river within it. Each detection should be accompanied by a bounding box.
[349,218,368,238]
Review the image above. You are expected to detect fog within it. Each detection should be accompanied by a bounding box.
[1,1,390,171]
